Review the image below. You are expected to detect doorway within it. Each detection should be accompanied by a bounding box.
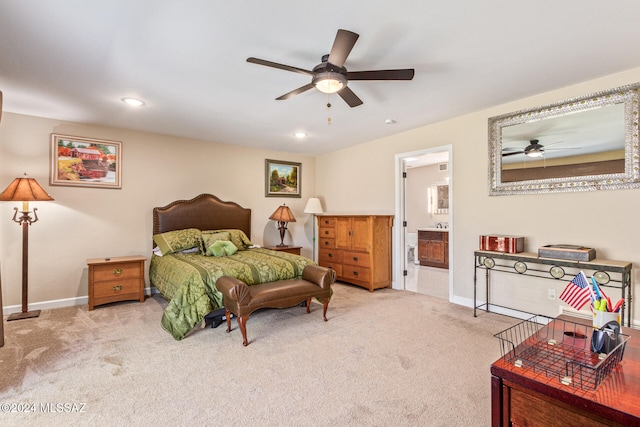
[394,146,453,300]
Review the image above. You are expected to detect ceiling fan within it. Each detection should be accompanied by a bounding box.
[502,139,580,158]
[247,29,415,107]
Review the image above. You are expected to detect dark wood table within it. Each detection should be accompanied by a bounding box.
[491,315,640,426]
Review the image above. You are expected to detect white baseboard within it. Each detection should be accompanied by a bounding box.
[2,287,157,316]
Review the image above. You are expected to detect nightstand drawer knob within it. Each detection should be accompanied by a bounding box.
[113,268,123,275]
[113,285,123,292]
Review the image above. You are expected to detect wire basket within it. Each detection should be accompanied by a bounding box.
[494,315,630,390]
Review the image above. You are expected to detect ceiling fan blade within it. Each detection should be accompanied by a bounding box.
[337,86,363,108]
[276,83,315,100]
[502,151,525,157]
[327,29,359,68]
[347,69,415,81]
[247,57,314,76]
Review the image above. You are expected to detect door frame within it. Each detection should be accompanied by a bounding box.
[393,145,453,300]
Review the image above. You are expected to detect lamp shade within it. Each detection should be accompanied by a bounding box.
[304,197,324,214]
[0,175,54,202]
[269,204,296,223]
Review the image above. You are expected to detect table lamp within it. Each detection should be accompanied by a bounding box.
[269,204,296,247]
[0,174,54,320]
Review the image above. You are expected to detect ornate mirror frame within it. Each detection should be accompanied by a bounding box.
[488,82,640,195]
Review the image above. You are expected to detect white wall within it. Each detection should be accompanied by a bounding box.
[0,114,317,310]
[316,67,640,324]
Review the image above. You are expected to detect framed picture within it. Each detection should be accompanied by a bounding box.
[265,159,301,198]
[50,134,122,189]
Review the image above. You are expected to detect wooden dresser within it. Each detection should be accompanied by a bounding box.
[317,215,393,292]
[491,315,640,426]
[87,256,146,310]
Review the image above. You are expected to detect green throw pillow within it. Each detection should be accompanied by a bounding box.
[217,229,253,250]
[202,231,230,255]
[207,240,238,257]
[153,228,201,255]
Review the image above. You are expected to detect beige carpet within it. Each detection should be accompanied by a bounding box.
[0,282,516,426]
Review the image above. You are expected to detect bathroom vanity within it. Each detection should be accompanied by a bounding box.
[417,228,449,269]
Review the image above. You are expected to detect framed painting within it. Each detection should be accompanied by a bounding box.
[265,159,301,198]
[50,134,122,189]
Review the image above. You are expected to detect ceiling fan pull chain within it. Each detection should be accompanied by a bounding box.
[327,92,332,125]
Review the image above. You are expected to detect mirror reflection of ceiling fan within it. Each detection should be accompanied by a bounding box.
[247,29,415,107]
[502,139,581,158]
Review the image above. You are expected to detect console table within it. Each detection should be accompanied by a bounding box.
[491,315,640,426]
[474,250,633,326]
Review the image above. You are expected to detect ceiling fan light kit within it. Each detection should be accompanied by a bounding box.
[247,29,415,108]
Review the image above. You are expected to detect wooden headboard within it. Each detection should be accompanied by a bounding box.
[153,194,251,238]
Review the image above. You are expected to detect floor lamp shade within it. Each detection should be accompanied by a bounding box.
[303,197,323,215]
[0,174,54,321]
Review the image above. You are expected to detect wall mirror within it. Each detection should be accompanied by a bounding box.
[488,82,640,195]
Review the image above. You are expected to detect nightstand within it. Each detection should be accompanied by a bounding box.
[87,256,146,310]
[264,246,302,256]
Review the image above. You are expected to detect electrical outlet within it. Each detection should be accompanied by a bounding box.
[548,289,556,300]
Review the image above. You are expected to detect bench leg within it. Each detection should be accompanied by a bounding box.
[237,315,249,346]
[322,298,329,321]
[225,309,232,333]
[305,298,311,314]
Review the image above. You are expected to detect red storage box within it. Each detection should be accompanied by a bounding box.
[479,235,524,253]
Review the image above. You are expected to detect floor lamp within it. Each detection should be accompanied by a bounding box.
[0,174,54,321]
[303,198,324,262]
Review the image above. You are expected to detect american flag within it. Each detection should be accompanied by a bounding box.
[559,271,592,310]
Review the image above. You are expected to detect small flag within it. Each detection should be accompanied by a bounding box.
[559,271,591,310]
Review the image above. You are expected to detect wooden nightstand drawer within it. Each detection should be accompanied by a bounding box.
[87,256,146,310]
[93,278,142,298]
[264,246,301,255]
[92,263,142,282]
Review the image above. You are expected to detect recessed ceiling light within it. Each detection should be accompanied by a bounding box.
[385,118,396,124]
[294,132,307,139]
[122,97,145,107]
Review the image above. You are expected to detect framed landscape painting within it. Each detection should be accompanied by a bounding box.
[50,134,122,189]
[265,159,301,198]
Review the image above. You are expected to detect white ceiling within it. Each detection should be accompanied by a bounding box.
[1,1,640,156]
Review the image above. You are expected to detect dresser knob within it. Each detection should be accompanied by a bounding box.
[113,268,123,275]
[113,285,123,292]
[353,257,358,261]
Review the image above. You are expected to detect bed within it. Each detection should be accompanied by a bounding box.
[149,194,315,340]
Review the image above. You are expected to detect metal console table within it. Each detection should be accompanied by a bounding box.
[473,250,633,326]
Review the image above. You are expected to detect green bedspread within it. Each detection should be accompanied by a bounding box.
[149,248,315,340]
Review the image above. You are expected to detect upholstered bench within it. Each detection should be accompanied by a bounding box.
[215,265,336,346]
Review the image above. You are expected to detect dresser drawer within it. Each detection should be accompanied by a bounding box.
[318,263,342,276]
[319,227,335,238]
[319,237,335,249]
[92,262,142,282]
[342,265,370,282]
[319,249,343,263]
[343,251,371,267]
[93,278,142,299]
[318,217,336,228]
